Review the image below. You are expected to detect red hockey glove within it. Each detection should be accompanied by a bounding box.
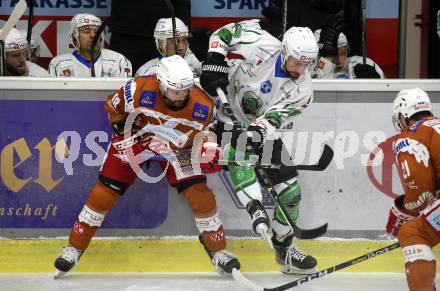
[199,142,222,174]
[385,195,417,236]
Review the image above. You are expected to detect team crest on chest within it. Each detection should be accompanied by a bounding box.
[260,80,272,93]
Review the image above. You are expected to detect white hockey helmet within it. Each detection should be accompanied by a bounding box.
[154,17,189,39]
[69,13,102,50]
[392,88,432,131]
[314,29,348,48]
[156,55,194,95]
[2,28,28,52]
[281,27,318,65]
[154,18,189,56]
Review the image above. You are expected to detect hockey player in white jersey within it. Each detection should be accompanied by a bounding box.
[48,13,132,77]
[312,29,384,79]
[200,19,320,274]
[1,28,48,77]
[135,17,201,77]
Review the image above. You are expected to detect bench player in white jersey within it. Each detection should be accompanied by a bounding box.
[135,17,201,77]
[200,19,321,274]
[1,28,48,77]
[48,13,132,77]
[312,29,384,79]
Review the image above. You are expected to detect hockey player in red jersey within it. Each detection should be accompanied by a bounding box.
[385,88,440,291]
[54,55,240,278]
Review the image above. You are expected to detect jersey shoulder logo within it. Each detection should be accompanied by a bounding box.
[139,90,157,108]
[394,137,430,167]
[192,103,209,121]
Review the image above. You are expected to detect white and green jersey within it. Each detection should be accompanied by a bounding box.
[208,19,313,129]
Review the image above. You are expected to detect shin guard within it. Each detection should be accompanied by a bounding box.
[69,182,120,251]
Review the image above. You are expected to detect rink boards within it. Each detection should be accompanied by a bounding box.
[1,79,440,273]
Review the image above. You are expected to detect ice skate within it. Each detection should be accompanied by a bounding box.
[199,235,240,275]
[54,245,82,279]
[273,236,317,275]
[209,249,241,275]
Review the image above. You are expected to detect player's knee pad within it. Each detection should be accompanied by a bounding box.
[80,182,120,227]
[273,177,301,226]
[182,182,217,215]
[229,166,262,207]
[401,244,436,264]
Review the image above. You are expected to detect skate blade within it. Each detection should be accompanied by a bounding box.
[54,270,67,279]
[281,266,317,275]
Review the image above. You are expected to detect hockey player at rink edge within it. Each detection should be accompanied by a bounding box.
[54,55,240,278]
[48,13,132,77]
[200,19,323,274]
[312,14,384,79]
[0,28,48,77]
[135,17,202,77]
[385,88,440,291]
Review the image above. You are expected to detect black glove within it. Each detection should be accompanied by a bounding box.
[200,52,229,97]
[318,14,347,57]
[353,63,381,79]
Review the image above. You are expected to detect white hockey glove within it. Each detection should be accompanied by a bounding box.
[246,200,273,249]
[247,118,279,149]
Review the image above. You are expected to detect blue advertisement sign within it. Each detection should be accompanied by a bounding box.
[0,100,168,228]
[0,0,111,16]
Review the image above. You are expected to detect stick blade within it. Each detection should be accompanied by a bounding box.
[0,0,27,41]
[293,222,328,240]
[232,268,264,291]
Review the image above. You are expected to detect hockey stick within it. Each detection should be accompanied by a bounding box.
[0,0,27,76]
[164,0,178,55]
[233,242,400,291]
[216,143,332,171]
[216,88,328,240]
[144,144,332,171]
[90,19,107,77]
[26,0,33,51]
[361,0,367,64]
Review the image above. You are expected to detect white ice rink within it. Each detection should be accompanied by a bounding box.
[1,272,433,291]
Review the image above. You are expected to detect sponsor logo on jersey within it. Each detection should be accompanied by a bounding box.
[318,60,326,69]
[211,41,219,48]
[394,138,410,153]
[124,79,136,112]
[192,103,209,121]
[139,90,157,108]
[260,80,272,94]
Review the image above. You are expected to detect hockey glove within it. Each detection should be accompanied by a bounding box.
[246,200,273,249]
[385,195,417,237]
[199,142,223,174]
[200,52,229,97]
[353,63,381,79]
[318,14,347,57]
[247,119,278,150]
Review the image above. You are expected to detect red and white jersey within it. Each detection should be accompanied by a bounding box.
[394,117,440,215]
[48,49,132,77]
[25,61,50,77]
[135,49,202,77]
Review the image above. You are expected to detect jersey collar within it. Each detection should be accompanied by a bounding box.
[72,50,100,68]
[274,54,290,78]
